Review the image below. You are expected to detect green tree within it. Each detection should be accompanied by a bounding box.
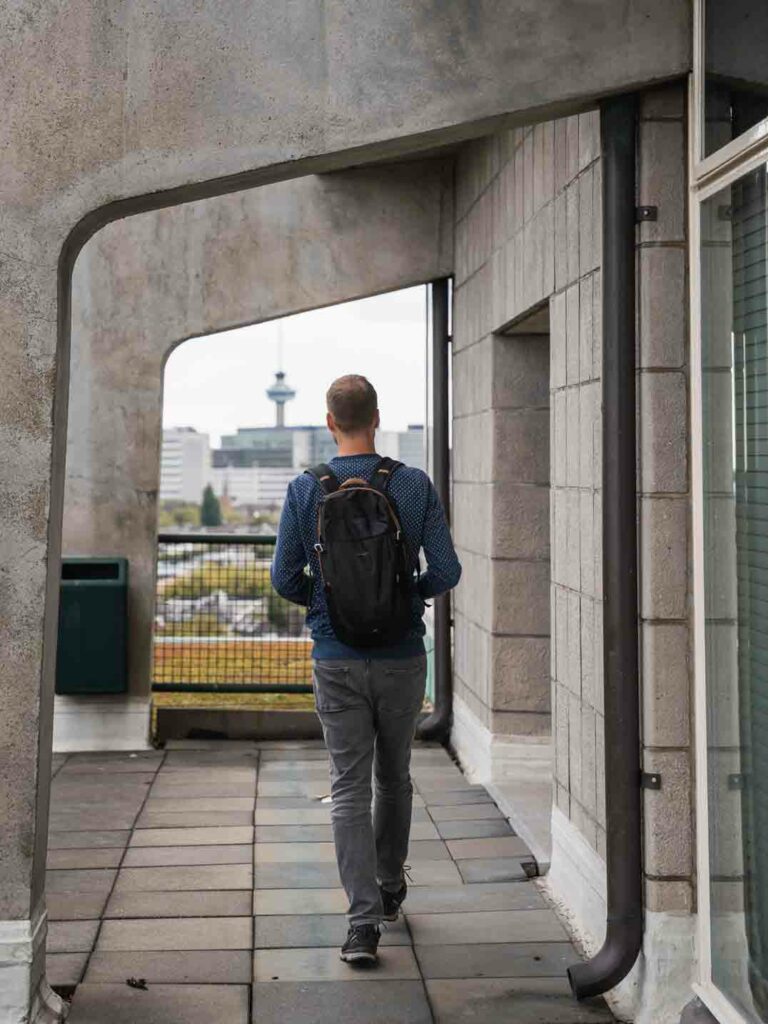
[200,485,222,527]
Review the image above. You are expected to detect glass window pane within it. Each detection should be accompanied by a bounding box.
[704,0,768,158]
[701,167,768,1022]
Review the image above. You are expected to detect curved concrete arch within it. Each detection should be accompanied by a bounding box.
[58,158,453,750]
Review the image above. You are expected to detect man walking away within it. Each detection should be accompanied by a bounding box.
[271,374,461,964]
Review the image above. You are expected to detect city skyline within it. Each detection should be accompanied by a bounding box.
[162,285,427,447]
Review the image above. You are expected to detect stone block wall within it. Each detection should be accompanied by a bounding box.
[451,112,605,862]
[636,85,693,918]
[451,84,695,933]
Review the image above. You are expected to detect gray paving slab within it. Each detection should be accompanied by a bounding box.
[254,862,341,889]
[406,840,451,860]
[68,984,250,1023]
[162,745,259,753]
[46,869,117,895]
[254,841,337,863]
[254,914,410,948]
[47,892,110,922]
[425,977,613,1023]
[407,910,569,946]
[52,776,156,796]
[155,768,256,782]
[255,793,427,808]
[114,864,252,892]
[66,752,163,767]
[96,915,251,951]
[136,810,254,828]
[47,920,100,954]
[254,858,463,889]
[60,759,162,775]
[415,941,576,979]
[250,980,433,1024]
[149,783,255,798]
[49,810,139,831]
[129,825,253,847]
[144,797,254,811]
[253,887,349,915]
[408,820,442,840]
[46,952,89,987]
[436,819,514,840]
[257,741,325,749]
[415,786,481,794]
[48,830,131,850]
[153,770,259,782]
[255,796,428,814]
[104,889,251,919]
[253,805,430,825]
[422,791,495,806]
[456,857,530,884]
[103,888,249,921]
[412,774,472,789]
[254,838,450,863]
[258,764,330,777]
[447,836,531,859]
[259,748,329,761]
[254,944,420,982]
[254,806,332,825]
[258,780,329,797]
[84,949,252,984]
[122,844,252,868]
[255,823,335,842]
[46,849,123,870]
[428,803,504,822]
[163,750,259,767]
[402,883,548,915]
[254,821,440,842]
[400,860,463,886]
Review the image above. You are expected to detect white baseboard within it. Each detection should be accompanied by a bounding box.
[544,806,697,1024]
[450,695,553,870]
[0,906,66,1024]
[53,695,152,752]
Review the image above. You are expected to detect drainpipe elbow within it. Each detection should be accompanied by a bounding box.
[567,914,643,1000]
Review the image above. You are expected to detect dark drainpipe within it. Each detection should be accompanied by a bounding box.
[568,94,643,998]
[417,278,452,743]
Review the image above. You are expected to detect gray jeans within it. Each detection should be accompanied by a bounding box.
[312,655,427,927]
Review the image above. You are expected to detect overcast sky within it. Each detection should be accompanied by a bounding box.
[163,285,427,447]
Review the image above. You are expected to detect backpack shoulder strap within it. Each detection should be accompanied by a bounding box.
[304,463,340,495]
[369,456,403,494]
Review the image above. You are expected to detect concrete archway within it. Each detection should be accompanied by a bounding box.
[59,159,453,750]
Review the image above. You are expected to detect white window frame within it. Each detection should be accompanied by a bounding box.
[690,2,768,1021]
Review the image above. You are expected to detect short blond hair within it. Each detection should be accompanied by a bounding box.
[326,375,378,432]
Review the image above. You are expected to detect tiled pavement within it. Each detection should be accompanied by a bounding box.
[47,741,613,1023]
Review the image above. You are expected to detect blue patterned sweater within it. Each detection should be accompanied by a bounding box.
[270,453,462,660]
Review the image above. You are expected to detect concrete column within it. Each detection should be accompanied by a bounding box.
[58,161,453,750]
[0,229,67,1018]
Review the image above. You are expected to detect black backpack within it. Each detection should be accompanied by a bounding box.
[305,456,415,647]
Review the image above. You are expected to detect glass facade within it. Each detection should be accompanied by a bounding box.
[703,0,768,158]
[701,167,768,1023]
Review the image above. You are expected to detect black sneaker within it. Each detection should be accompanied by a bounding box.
[380,880,408,921]
[340,924,380,964]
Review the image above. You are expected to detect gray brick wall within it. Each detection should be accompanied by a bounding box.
[452,111,603,841]
[452,83,694,892]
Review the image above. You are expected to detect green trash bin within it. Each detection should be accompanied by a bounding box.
[55,557,128,695]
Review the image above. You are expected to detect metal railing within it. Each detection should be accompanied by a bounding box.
[152,533,312,693]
